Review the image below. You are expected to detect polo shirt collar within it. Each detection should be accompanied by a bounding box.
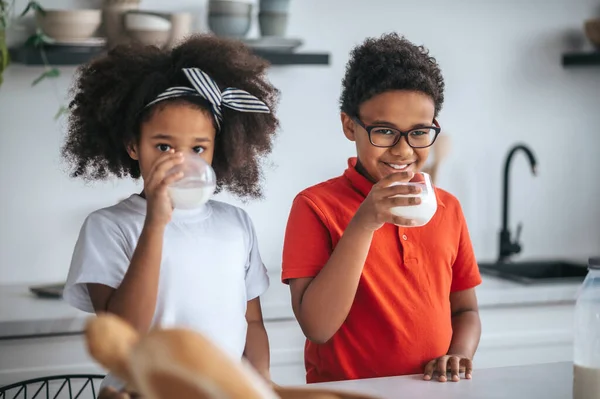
[343,157,373,197]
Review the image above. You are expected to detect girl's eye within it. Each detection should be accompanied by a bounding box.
[193,146,205,154]
[156,144,171,152]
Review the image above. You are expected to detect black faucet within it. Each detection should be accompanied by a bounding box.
[498,143,537,263]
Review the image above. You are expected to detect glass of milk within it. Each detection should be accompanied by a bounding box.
[388,172,437,227]
[573,257,600,399]
[167,154,217,209]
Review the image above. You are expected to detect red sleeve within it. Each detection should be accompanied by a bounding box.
[450,204,482,292]
[281,194,333,284]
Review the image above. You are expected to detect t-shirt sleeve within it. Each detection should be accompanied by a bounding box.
[243,213,270,301]
[450,203,482,292]
[281,194,333,284]
[62,211,131,313]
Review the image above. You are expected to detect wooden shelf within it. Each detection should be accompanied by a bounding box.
[9,45,105,66]
[253,50,329,65]
[562,51,600,67]
[8,45,330,67]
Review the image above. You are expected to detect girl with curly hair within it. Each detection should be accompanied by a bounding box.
[61,34,280,391]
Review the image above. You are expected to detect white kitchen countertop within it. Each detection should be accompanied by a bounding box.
[313,362,573,399]
[0,273,582,339]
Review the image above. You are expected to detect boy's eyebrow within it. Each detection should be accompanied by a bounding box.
[368,119,434,130]
[369,119,399,127]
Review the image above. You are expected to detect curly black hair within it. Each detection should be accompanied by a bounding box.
[62,34,280,199]
[340,32,445,118]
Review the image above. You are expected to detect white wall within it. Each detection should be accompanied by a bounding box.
[1,0,600,284]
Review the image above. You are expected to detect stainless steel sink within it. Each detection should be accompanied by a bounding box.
[478,260,588,284]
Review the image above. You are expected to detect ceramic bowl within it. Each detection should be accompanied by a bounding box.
[208,0,252,15]
[126,28,170,47]
[36,9,101,41]
[259,0,290,13]
[125,12,172,32]
[258,12,288,37]
[208,13,251,38]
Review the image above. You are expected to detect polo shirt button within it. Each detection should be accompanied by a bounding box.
[402,234,408,241]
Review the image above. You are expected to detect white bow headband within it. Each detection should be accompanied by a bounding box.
[145,67,271,130]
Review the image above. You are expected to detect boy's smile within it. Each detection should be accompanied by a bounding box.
[341,90,436,183]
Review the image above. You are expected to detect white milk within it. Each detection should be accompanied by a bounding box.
[168,181,215,209]
[573,365,600,399]
[573,261,600,399]
[389,173,437,227]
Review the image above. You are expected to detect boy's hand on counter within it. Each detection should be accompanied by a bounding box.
[423,354,473,382]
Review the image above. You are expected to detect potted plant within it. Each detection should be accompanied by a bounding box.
[1,0,67,118]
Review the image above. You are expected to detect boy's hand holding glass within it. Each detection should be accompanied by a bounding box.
[353,171,422,231]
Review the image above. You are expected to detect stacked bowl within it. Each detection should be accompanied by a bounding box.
[208,0,252,38]
[258,0,290,37]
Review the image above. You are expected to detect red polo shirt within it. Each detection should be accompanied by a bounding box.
[281,158,481,383]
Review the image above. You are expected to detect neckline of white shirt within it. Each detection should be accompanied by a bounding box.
[122,194,213,223]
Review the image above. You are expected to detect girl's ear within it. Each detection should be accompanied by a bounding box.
[341,113,357,142]
[127,142,139,161]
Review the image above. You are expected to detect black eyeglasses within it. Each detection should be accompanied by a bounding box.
[352,116,441,149]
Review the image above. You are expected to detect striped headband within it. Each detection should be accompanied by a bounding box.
[145,67,270,130]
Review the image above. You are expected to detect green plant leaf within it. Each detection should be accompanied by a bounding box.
[31,1,45,15]
[54,105,69,120]
[19,1,33,16]
[39,32,53,44]
[24,31,44,47]
[20,0,44,17]
[0,15,7,29]
[32,67,60,86]
[23,30,52,48]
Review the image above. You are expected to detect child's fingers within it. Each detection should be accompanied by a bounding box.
[449,357,461,382]
[423,359,437,381]
[378,183,421,198]
[379,170,414,185]
[147,150,176,176]
[386,195,422,208]
[463,358,474,379]
[436,356,449,382]
[147,153,184,189]
[161,171,184,187]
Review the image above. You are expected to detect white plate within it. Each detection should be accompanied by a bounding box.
[242,37,303,52]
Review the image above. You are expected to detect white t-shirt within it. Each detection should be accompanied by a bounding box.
[63,194,269,389]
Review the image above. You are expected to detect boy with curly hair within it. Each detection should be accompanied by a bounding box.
[61,34,279,391]
[282,33,482,384]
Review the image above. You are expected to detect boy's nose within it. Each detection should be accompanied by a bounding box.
[389,136,414,158]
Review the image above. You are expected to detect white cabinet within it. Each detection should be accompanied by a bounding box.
[476,303,574,369]
[264,320,306,386]
[0,303,576,388]
[264,303,576,385]
[0,334,103,387]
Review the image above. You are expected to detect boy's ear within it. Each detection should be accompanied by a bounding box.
[341,113,357,142]
[126,142,139,161]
